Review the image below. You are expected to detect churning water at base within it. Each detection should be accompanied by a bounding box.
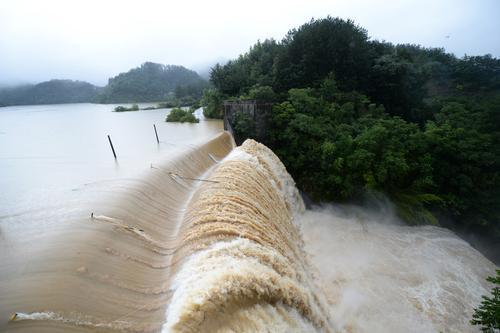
[301,205,497,333]
[1,106,497,332]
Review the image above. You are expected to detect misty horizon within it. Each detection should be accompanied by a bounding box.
[0,61,216,88]
[1,0,499,87]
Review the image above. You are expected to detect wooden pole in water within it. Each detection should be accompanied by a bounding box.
[153,124,159,144]
[107,135,117,159]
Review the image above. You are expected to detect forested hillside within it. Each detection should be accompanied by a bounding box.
[0,62,209,106]
[204,17,500,248]
[97,62,207,103]
[0,80,101,106]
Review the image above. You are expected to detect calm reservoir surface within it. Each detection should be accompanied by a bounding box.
[0,103,224,332]
[0,103,223,216]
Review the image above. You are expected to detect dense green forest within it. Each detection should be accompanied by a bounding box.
[0,80,101,106]
[204,17,500,250]
[0,62,209,106]
[97,62,208,103]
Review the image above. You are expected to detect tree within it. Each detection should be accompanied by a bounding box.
[453,55,500,93]
[243,85,277,101]
[166,107,199,123]
[98,62,206,103]
[368,52,427,121]
[424,102,500,234]
[206,15,500,238]
[471,270,500,332]
[0,80,101,106]
[273,17,372,92]
[209,39,281,96]
[232,112,256,140]
[201,88,225,119]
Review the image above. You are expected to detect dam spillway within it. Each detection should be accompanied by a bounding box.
[165,139,332,332]
[1,132,333,332]
[1,131,497,333]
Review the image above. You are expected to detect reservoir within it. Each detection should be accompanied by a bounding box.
[0,103,222,216]
[0,103,224,332]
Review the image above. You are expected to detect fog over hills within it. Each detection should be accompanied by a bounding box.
[1,0,499,86]
[0,62,207,106]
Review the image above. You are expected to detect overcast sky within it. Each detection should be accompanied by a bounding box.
[1,0,499,86]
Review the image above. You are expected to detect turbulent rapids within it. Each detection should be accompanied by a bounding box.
[1,131,497,332]
[165,139,331,332]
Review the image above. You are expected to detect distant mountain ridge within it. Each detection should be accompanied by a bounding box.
[0,80,102,106]
[0,62,207,106]
[98,62,204,103]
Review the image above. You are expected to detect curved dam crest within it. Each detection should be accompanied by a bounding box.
[1,132,236,332]
[1,132,497,332]
[165,139,332,332]
[1,132,333,332]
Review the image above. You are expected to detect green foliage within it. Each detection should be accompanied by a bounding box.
[265,81,500,231]
[0,62,209,106]
[274,17,371,92]
[148,96,201,110]
[267,85,436,207]
[210,39,281,96]
[97,62,206,103]
[166,107,199,123]
[189,101,201,112]
[114,104,139,112]
[471,270,500,332]
[393,193,443,225]
[0,80,101,106]
[454,55,500,93]
[209,18,500,124]
[156,101,178,109]
[233,112,256,140]
[241,85,277,101]
[368,52,427,121]
[201,88,225,119]
[209,16,500,239]
[174,80,211,99]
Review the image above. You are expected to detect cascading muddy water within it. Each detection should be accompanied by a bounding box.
[1,132,236,332]
[2,134,497,333]
[1,134,332,332]
[163,139,332,333]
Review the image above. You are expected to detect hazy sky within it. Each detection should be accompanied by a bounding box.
[1,0,499,86]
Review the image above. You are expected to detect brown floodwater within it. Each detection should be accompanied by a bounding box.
[0,103,227,332]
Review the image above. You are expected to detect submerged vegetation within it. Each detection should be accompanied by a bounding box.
[113,104,139,112]
[206,17,500,243]
[166,107,199,123]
